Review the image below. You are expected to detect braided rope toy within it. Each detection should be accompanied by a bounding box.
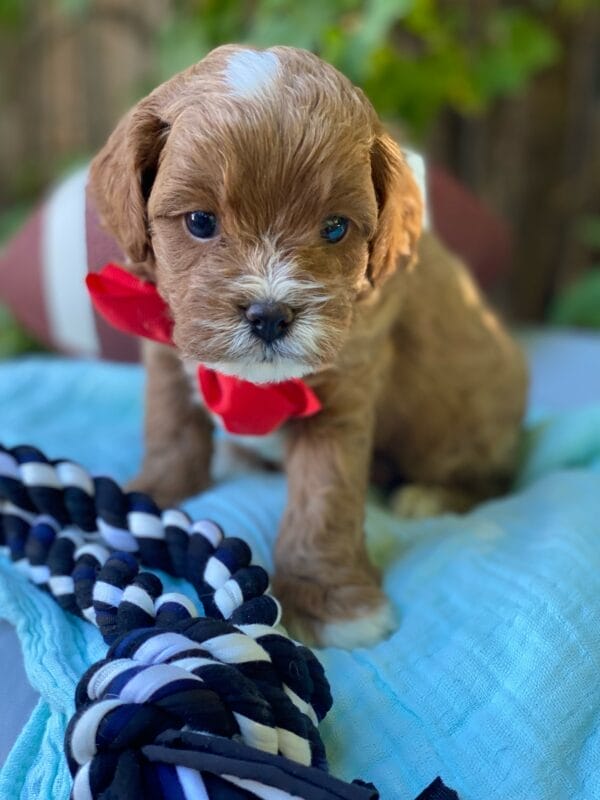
[0,443,459,800]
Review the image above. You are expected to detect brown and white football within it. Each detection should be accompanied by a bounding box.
[0,162,510,361]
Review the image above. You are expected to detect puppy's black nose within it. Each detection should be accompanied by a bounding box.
[245,302,294,343]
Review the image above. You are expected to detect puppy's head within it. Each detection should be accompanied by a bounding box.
[89,45,423,382]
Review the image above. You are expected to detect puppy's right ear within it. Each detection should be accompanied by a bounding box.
[88,98,170,272]
[367,131,423,288]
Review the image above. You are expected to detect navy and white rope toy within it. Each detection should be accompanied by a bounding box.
[0,443,460,800]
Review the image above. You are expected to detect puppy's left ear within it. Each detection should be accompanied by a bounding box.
[368,132,424,287]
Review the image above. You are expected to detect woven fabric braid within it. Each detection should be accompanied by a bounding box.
[0,443,460,800]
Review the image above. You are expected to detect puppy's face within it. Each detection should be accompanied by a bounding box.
[148,72,378,383]
[90,46,422,382]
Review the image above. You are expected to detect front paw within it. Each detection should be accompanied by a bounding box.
[127,451,211,508]
[273,574,396,649]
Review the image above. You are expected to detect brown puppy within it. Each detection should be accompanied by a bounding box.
[89,45,528,647]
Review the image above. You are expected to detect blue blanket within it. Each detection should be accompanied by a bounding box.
[0,352,599,800]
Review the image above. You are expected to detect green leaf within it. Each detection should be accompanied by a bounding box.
[549,269,600,329]
[0,305,45,359]
[576,215,600,249]
[159,17,211,79]
[248,0,349,51]
[346,0,413,68]
[0,0,25,27]
[473,9,561,99]
[0,204,31,245]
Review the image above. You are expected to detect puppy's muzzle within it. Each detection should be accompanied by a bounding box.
[245,301,294,344]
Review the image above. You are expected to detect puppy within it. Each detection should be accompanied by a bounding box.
[89,45,528,647]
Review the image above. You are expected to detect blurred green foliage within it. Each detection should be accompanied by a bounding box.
[549,215,600,329]
[0,205,46,356]
[0,0,589,143]
[575,214,600,253]
[549,270,600,329]
[0,305,44,358]
[158,0,577,137]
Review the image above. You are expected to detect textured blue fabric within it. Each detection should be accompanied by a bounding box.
[0,355,599,799]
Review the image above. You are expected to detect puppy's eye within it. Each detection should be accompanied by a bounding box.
[320,216,349,243]
[185,211,218,239]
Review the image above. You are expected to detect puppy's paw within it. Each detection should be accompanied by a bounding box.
[391,483,474,519]
[274,575,396,649]
[315,603,396,649]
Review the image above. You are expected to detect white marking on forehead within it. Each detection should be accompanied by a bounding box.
[225,50,280,99]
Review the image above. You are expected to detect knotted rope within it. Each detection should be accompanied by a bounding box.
[0,442,459,800]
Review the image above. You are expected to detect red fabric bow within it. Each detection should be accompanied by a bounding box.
[86,264,322,435]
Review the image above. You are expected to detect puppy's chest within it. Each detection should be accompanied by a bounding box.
[183,360,287,465]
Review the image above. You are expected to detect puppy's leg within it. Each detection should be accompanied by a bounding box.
[128,341,213,507]
[274,398,394,649]
[376,233,528,519]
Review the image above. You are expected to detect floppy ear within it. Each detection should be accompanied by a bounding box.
[368,132,423,287]
[88,98,170,272]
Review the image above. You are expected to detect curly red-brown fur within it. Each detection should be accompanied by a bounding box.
[89,45,528,647]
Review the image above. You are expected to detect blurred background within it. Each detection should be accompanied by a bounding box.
[0,0,598,357]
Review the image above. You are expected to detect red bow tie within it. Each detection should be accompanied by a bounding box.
[86,264,322,435]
